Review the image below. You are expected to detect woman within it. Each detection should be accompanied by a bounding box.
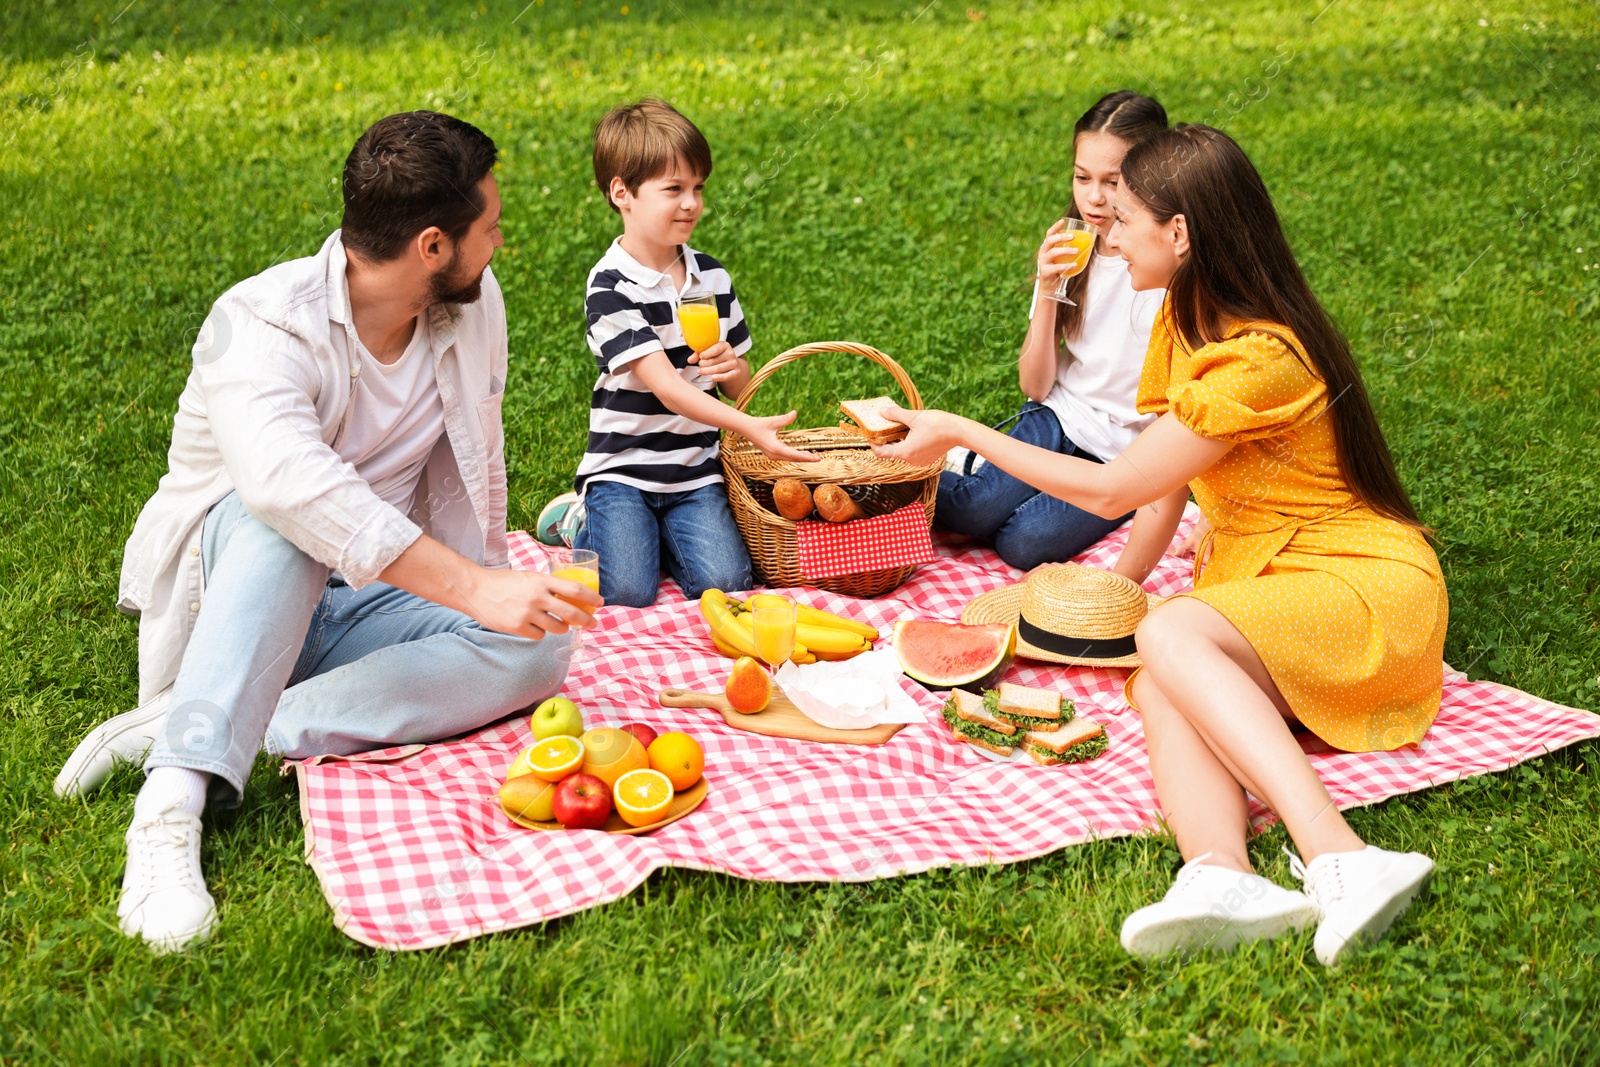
[876,125,1446,967]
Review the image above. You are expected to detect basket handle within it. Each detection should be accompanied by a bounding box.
[730,341,924,416]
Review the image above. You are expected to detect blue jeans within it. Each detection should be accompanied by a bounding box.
[144,492,573,808]
[936,402,1132,571]
[575,480,753,608]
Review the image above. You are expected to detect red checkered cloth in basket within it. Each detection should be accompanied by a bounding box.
[285,505,1600,950]
[793,503,936,580]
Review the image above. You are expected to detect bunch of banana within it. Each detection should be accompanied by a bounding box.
[698,590,878,664]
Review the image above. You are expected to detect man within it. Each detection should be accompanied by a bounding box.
[54,111,601,954]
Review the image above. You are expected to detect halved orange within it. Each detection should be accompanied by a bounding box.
[527,735,585,782]
[612,768,675,828]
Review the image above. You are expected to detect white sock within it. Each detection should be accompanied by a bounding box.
[134,767,210,820]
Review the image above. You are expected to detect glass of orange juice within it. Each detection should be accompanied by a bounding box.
[749,594,797,676]
[545,548,600,660]
[1042,216,1097,306]
[677,293,721,356]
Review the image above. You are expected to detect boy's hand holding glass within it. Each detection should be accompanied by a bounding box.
[689,339,743,382]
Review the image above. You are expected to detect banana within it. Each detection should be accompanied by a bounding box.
[709,627,743,658]
[795,604,878,640]
[700,589,761,659]
[794,622,871,656]
[732,594,879,642]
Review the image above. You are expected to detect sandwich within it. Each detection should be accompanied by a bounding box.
[940,688,1018,756]
[990,683,1074,733]
[1021,718,1108,766]
[839,396,908,445]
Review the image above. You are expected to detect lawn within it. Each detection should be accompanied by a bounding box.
[3,0,1599,1063]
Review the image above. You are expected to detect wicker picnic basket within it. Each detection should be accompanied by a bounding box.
[722,341,943,597]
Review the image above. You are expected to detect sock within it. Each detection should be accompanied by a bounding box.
[134,767,210,821]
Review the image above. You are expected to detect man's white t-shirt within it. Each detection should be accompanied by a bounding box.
[1033,254,1166,461]
[336,315,446,514]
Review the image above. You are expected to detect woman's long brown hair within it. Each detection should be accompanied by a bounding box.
[1119,124,1425,530]
[1057,90,1168,340]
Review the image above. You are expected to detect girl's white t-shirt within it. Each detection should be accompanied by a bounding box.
[1031,253,1166,461]
[336,314,447,514]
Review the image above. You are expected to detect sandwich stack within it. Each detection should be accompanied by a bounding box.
[940,683,1107,764]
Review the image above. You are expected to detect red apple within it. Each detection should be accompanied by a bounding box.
[552,773,612,830]
[619,722,658,750]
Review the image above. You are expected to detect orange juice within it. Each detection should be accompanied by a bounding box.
[1053,230,1094,276]
[752,613,796,666]
[552,566,600,612]
[677,303,721,353]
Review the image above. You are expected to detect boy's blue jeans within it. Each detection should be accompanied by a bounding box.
[143,491,573,808]
[935,402,1132,571]
[575,480,753,608]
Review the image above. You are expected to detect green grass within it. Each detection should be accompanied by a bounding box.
[4,0,1599,1062]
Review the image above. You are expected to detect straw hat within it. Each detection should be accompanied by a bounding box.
[961,564,1162,668]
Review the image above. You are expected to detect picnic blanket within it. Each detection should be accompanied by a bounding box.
[285,506,1600,950]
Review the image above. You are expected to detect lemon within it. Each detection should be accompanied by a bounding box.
[612,768,674,828]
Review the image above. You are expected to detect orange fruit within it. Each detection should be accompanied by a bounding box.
[527,735,585,782]
[724,656,771,714]
[579,727,649,789]
[647,732,704,791]
[612,768,674,828]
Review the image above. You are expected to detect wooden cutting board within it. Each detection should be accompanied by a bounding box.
[658,688,902,746]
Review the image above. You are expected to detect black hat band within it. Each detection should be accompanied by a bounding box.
[1018,616,1139,661]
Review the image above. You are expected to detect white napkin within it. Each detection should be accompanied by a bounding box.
[774,648,926,731]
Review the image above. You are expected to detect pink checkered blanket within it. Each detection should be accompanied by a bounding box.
[286,507,1600,950]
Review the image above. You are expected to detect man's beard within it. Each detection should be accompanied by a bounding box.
[426,248,485,306]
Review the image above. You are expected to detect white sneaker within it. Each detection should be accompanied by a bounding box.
[1120,853,1319,956]
[1291,846,1434,967]
[54,687,172,798]
[118,797,217,954]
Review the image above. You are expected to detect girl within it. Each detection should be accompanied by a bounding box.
[875,125,1446,967]
[937,90,1189,582]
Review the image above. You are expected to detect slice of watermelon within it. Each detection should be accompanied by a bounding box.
[892,620,1016,692]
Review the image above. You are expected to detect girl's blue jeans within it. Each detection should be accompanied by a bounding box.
[575,479,753,608]
[935,402,1132,571]
[143,491,574,807]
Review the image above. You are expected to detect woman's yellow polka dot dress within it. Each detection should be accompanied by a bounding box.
[1131,310,1449,752]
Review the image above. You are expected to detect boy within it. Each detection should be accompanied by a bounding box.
[539,99,816,607]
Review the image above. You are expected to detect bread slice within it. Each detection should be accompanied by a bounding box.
[990,685,1074,732]
[839,396,908,445]
[1021,718,1108,765]
[959,733,1016,758]
[952,688,1016,736]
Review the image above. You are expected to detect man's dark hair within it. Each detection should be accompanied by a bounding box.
[341,111,498,262]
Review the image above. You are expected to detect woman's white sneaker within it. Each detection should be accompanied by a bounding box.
[1120,853,1319,956]
[1291,846,1433,967]
[118,796,217,954]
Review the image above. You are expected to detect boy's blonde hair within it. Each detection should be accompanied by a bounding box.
[592,99,713,214]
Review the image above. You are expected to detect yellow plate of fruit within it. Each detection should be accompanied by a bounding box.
[498,698,709,835]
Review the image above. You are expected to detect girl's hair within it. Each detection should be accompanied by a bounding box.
[1057,90,1169,340]
[1119,124,1425,530]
